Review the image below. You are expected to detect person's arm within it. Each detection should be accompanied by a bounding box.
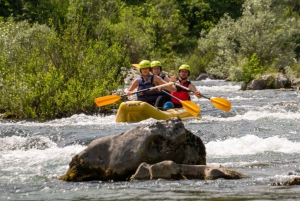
[188,83,201,98]
[126,79,138,96]
[169,75,177,82]
[153,75,177,92]
[164,75,171,82]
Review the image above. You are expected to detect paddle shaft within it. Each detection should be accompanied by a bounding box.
[127,82,174,96]
[162,90,181,102]
[173,82,209,99]
[94,82,175,107]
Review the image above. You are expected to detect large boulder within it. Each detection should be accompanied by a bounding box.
[60,117,206,182]
[274,73,290,88]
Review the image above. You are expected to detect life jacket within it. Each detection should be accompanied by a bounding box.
[157,74,168,95]
[160,74,166,80]
[171,80,191,104]
[137,74,159,102]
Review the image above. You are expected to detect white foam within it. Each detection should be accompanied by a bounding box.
[0,138,86,182]
[0,113,117,127]
[202,109,300,122]
[196,85,241,93]
[206,134,300,157]
[0,135,57,151]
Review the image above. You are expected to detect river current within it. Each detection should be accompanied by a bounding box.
[1,80,300,200]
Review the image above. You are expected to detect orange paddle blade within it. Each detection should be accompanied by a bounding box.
[210,97,231,112]
[94,95,121,107]
[181,101,201,117]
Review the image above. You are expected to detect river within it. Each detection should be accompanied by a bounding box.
[1,80,300,200]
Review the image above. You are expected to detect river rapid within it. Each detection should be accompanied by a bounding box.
[1,80,300,200]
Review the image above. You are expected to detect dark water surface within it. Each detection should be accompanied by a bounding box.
[1,80,300,200]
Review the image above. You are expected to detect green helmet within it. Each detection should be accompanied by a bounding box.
[139,60,151,69]
[151,61,162,68]
[178,64,191,75]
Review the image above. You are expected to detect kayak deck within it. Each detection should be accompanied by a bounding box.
[115,101,201,122]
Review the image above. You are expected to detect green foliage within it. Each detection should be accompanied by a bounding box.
[196,0,300,80]
[242,53,265,84]
[0,17,130,119]
[186,50,215,79]
[177,0,245,36]
[285,62,300,80]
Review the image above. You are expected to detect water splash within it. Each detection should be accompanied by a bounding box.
[206,134,300,157]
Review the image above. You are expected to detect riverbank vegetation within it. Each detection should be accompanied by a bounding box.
[1,0,300,119]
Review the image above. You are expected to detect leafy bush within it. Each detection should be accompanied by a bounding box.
[0,19,130,119]
[242,53,265,84]
[196,0,300,80]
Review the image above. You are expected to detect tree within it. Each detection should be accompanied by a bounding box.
[196,0,300,80]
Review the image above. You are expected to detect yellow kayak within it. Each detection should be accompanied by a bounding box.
[115,101,201,123]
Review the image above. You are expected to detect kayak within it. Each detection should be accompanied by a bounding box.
[115,101,201,123]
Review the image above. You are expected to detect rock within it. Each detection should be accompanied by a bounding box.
[291,78,300,87]
[274,73,290,88]
[196,73,222,81]
[130,162,247,180]
[247,79,267,90]
[124,67,140,85]
[130,162,151,180]
[60,117,206,182]
[241,73,292,90]
[149,160,183,180]
[271,177,300,186]
[179,164,246,180]
[196,73,209,81]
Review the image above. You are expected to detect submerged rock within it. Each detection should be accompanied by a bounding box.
[271,177,300,186]
[131,161,247,180]
[60,117,206,182]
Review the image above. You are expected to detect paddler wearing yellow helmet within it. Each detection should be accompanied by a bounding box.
[126,60,177,107]
[170,64,201,108]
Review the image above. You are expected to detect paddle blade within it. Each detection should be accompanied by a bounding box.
[132,64,139,68]
[210,97,231,112]
[94,95,121,107]
[181,101,201,117]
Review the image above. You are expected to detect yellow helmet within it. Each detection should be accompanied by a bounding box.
[151,61,162,67]
[178,64,191,74]
[139,60,151,69]
[151,60,162,72]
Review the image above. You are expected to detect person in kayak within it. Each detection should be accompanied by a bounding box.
[150,60,172,109]
[126,60,177,106]
[171,64,201,108]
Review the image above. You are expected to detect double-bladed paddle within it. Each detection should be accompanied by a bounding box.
[161,90,200,117]
[173,83,231,112]
[94,82,174,107]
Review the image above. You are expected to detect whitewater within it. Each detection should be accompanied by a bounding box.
[1,80,300,200]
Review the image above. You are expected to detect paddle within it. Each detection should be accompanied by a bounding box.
[161,90,200,117]
[173,82,231,112]
[132,64,139,68]
[94,82,174,107]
